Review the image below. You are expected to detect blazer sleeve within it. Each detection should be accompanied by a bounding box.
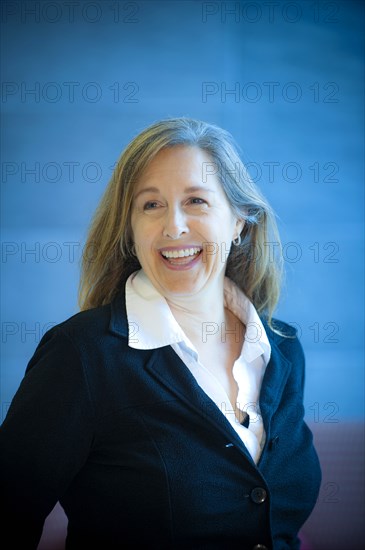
[0,325,95,548]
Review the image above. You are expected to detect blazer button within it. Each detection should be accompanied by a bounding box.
[252,545,268,550]
[250,487,267,504]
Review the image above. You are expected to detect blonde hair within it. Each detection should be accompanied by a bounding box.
[78,117,284,329]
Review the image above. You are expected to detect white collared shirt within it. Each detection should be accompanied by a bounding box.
[125,270,271,464]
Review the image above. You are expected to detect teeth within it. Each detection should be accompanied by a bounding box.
[161,247,201,259]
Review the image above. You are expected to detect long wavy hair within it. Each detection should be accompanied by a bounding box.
[78,117,284,328]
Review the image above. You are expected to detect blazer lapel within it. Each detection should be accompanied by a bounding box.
[144,345,256,464]
[143,330,293,453]
[259,341,292,429]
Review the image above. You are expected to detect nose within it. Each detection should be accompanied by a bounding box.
[162,205,189,239]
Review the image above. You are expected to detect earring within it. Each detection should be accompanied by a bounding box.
[131,244,137,256]
[232,235,241,246]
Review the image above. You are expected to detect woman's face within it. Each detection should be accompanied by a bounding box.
[131,145,244,298]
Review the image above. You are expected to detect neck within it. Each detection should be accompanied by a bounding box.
[165,276,227,340]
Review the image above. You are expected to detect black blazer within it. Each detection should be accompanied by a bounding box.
[0,286,321,549]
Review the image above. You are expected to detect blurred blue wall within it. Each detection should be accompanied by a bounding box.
[1,1,363,425]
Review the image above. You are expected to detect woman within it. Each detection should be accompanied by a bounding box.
[0,118,321,549]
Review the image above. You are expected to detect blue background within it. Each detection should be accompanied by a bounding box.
[1,1,364,547]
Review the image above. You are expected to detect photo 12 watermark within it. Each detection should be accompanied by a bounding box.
[201,159,340,185]
[201,81,340,103]
[1,1,140,24]
[1,81,140,104]
[201,2,340,24]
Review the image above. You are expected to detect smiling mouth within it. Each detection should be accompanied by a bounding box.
[160,247,202,265]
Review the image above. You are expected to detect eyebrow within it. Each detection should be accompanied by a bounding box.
[134,185,214,200]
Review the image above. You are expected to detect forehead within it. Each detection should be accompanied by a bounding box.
[135,146,220,188]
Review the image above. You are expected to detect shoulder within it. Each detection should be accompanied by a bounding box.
[25,297,135,382]
[40,293,129,354]
[53,303,114,342]
[261,317,306,392]
[263,317,305,363]
[269,317,298,338]
[261,316,298,341]
[26,304,110,364]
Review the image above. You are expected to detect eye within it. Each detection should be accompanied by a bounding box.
[188,197,207,206]
[143,201,160,210]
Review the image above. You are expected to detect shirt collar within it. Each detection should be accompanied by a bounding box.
[125,270,271,365]
[223,277,271,365]
[125,270,187,349]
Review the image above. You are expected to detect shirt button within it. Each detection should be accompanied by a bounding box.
[252,545,268,550]
[250,487,267,504]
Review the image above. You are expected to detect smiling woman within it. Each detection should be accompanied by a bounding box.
[0,118,321,549]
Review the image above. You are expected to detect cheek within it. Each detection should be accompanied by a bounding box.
[131,216,148,242]
[132,221,157,259]
[205,211,236,238]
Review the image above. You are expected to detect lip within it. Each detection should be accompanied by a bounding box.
[158,247,202,271]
